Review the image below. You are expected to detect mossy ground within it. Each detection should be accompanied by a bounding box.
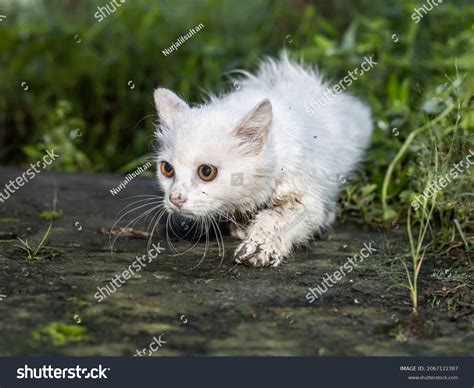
[0,167,471,356]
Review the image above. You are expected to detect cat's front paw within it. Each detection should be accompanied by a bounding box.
[234,239,283,268]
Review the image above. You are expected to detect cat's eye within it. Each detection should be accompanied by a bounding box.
[197,164,218,181]
[160,161,174,178]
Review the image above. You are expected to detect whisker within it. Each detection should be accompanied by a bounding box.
[210,216,225,270]
[146,207,163,236]
[209,216,222,258]
[190,216,210,270]
[166,214,184,255]
[134,114,158,130]
[214,209,245,232]
[143,201,164,226]
[121,194,162,201]
[111,205,163,250]
[111,199,160,232]
[147,208,167,252]
[165,214,178,254]
[167,215,203,256]
[110,201,163,249]
[115,197,162,219]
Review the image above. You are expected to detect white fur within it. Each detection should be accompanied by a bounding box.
[154,54,373,267]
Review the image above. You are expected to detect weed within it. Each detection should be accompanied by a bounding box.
[390,137,439,314]
[14,221,60,260]
[39,190,63,221]
[30,323,89,347]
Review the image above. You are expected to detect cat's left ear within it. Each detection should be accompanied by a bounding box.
[154,88,189,125]
[233,99,272,154]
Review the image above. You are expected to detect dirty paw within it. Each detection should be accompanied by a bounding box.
[233,240,283,267]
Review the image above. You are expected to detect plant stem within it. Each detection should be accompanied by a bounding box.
[381,104,455,216]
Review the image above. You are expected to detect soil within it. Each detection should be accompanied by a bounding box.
[0,166,472,356]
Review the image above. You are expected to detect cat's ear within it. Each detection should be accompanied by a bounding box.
[153,88,189,124]
[233,99,272,153]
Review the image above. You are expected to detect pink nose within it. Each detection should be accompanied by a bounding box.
[169,194,187,208]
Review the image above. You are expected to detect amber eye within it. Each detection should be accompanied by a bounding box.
[197,164,218,181]
[160,161,174,178]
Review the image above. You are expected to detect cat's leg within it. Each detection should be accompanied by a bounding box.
[229,223,247,240]
[228,212,251,240]
[233,197,325,267]
[324,204,337,226]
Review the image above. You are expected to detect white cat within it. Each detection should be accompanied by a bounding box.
[154,54,373,267]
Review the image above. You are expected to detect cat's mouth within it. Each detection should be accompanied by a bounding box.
[166,203,201,219]
[165,196,221,220]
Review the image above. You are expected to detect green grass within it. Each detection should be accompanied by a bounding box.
[390,146,438,314]
[39,190,64,221]
[39,210,64,221]
[14,221,60,260]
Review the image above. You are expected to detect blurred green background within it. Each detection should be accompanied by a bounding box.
[0,0,473,241]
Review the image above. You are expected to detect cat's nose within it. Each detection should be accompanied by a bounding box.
[169,194,187,208]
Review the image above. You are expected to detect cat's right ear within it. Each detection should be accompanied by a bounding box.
[153,88,189,125]
[233,99,272,154]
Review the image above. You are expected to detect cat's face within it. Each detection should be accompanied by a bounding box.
[154,88,273,219]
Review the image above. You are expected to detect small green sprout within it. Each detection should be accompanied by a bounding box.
[39,190,63,220]
[14,221,57,260]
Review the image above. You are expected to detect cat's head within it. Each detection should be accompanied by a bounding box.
[153,88,274,219]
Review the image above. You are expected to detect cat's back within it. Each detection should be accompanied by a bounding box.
[241,54,328,104]
[235,55,373,179]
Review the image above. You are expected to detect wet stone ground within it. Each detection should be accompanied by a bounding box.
[0,166,472,356]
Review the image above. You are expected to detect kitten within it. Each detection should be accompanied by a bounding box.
[154,54,373,267]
